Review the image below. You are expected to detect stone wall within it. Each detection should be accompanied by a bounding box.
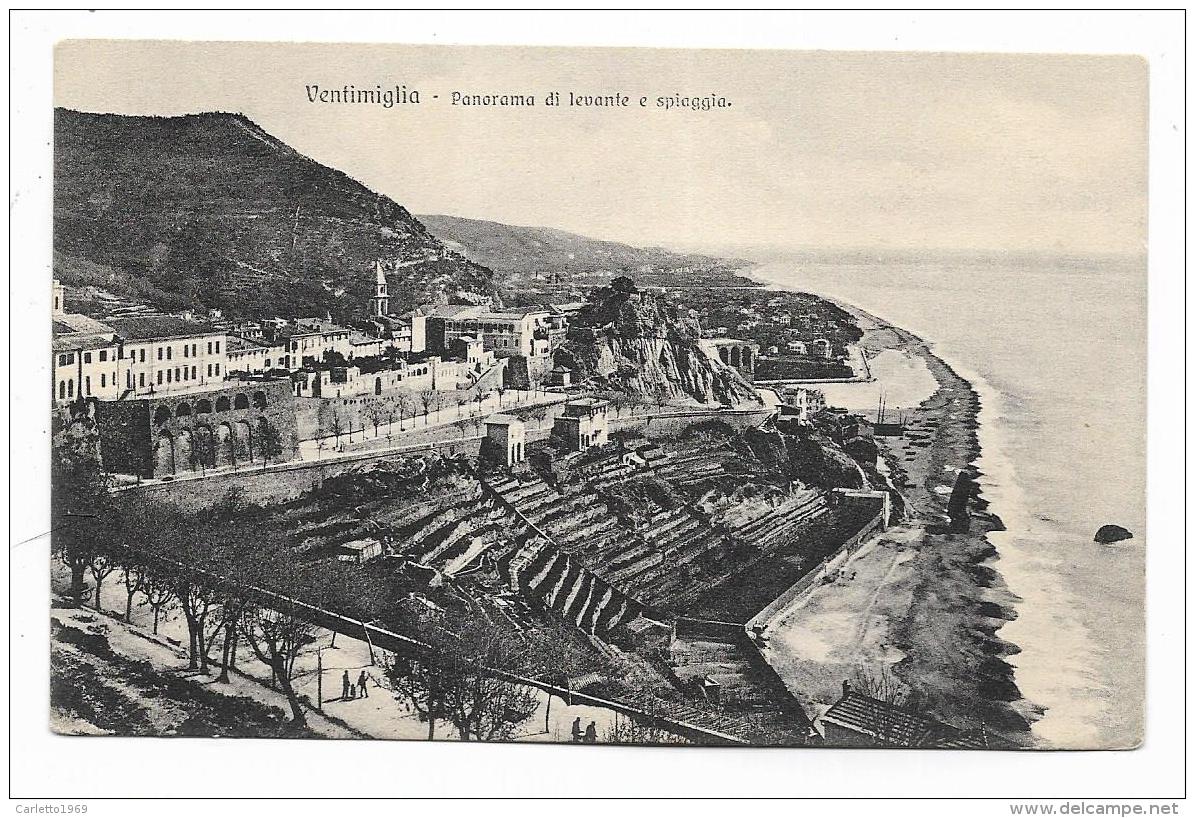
[95,379,298,478]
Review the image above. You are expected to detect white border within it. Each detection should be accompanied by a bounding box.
[7,9,1186,807]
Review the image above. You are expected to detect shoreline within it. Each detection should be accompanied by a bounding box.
[752,287,1037,737]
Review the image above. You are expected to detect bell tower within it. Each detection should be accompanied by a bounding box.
[372,260,390,317]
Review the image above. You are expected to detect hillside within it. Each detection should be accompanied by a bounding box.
[53,109,499,321]
[554,277,760,406]
[418,214,752,297]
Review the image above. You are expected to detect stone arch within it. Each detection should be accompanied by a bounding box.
[215,423,235,467]
[153,405,172,425]
[176,402,192,418]
[718,348,730,364]
[196,399,213,415]
[153,430,175,476]
[175,429,194,472]
[234,393,250,410]
[730,346,742,367]
[216,395,231,412]
[742,347,753,367]
[234,420,254,462]
[253,390,267,409]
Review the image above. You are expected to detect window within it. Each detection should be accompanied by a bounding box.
[174,367,180,382]
[207,341,212,354]
[67,380,74,397]
[157,347,163,360]
[140,349,146,363]
[83,352,92,364]
[214,363,220,375]
[156,372,162,385]
[58,381,65,400]
[215,340,221,353]
[100,374,106,388]
[99,350,108,362]
[183,345,189,358]
[192,366,197,380]
[166,346,172,360]
[166,370,172,383]
[84,376,90,394]
[207,364,212,377]
[139,373,145,387]
[191,343,197,357]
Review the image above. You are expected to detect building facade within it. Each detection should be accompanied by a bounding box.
[554,398,610,451]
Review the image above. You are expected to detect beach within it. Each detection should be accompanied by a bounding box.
[747,252,1146,749]
[761,305,1032,736]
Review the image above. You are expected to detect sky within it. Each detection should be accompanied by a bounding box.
[54,41,1148,256]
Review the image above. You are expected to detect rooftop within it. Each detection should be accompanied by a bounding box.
[53,313,116,337]
[106,315,220,342]
[485,413,524,427]
[820,690,957,748]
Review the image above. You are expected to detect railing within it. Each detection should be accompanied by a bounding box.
[101,540,744,745]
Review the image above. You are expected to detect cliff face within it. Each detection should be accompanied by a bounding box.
[53,109,498,321]
[554,279,759,406]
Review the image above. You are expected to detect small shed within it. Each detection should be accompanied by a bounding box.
[336,538,383,564]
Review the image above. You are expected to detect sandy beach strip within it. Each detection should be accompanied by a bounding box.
[761,300,1035,738]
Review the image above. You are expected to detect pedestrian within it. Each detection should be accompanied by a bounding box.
[584,721,597,744]
[571,716,583,743]
[358,670,370,698]
[341,670,350,700]
[350,683,357,700]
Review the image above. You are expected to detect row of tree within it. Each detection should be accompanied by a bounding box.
[52,430,592,740]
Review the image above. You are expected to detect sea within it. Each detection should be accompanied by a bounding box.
[746,252,1147,749]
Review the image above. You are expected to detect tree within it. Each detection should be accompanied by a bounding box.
[418,390,437,426]
[395,390,414,431]
[364,403,386,438]
[51,436,114,603]
[142,574,176,635]
[88,552,117,612]
[386,610,541,742]
[653,384,671,414]
[240,599,315,725]
[258,420,285,464]
[120,562,147,623]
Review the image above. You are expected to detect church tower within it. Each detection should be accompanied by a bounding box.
[372,260,390,317]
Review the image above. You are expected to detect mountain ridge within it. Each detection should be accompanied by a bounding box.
[53,108,499,321]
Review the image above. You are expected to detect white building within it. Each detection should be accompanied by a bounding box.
[104,316,229,399]
[485,414,526,467]
[554,398,609,451]
[428,305,565,359]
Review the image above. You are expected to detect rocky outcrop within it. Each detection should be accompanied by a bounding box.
[1094,524,1134,544]
[554,278,760,406]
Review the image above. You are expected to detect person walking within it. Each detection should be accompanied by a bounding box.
[341,670,350,700]
[358,670,370,698]
[349,683,357,700]
[571,717,583,743]
[584,721,597,744]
